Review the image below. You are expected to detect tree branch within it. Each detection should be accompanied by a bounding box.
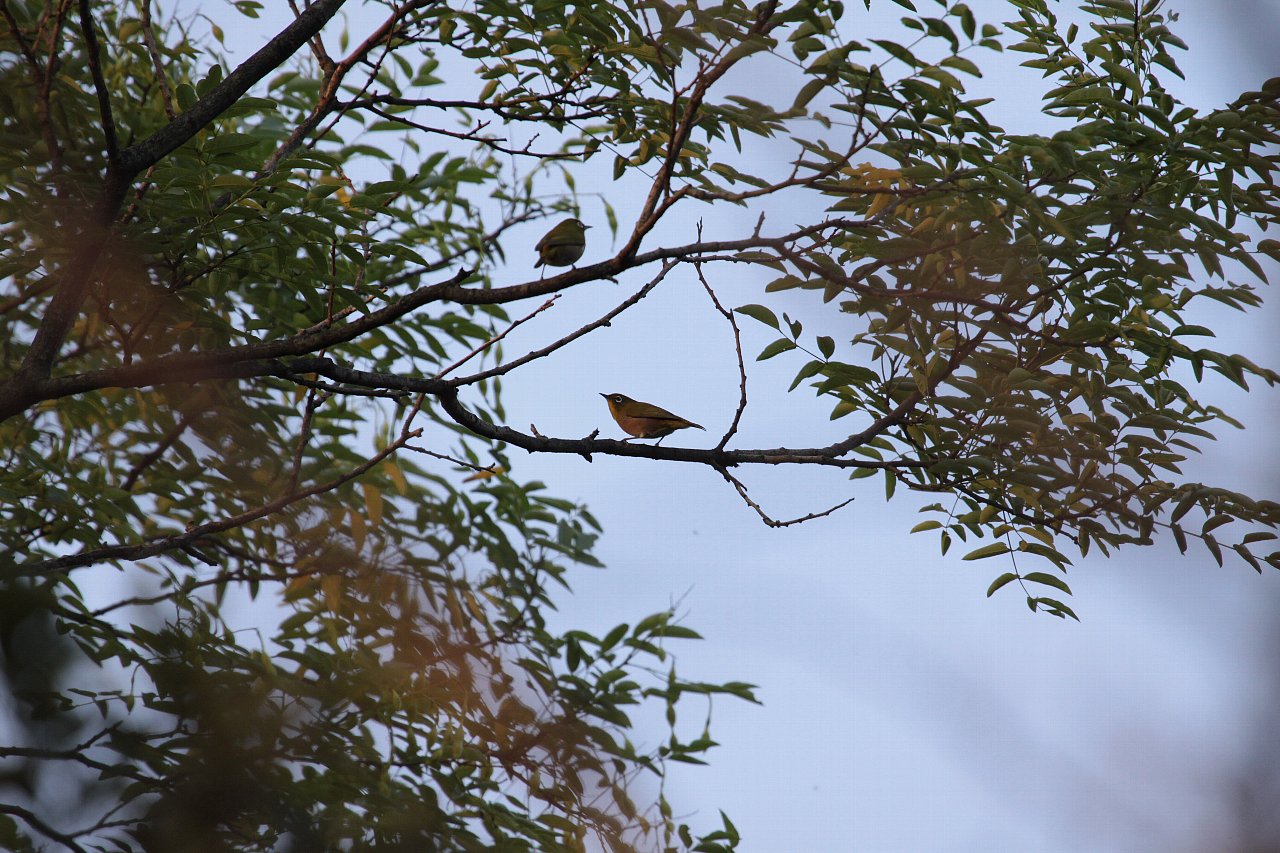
[117,0,348,176]
[78,0,118,163]
[0,0,351,406]
[434,387,925,470]
[715,465,855,528]
[139,0,175,119]
[10,427,417,579]
[0,804,87,853]
[0,265,471,420]
[259,0,432,177]
[693,244,748,451]
[449,262,676,386]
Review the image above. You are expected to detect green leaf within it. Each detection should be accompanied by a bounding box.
[735,304,780,329]
[1021,571,1072,596]
[1034,598,1080,621]
[757,338,797,361]
[986,571,1018,597]
[962,542,1010,561]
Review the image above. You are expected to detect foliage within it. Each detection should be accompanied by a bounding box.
[0,0,1277,849]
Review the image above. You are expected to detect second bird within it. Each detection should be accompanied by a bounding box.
[535,217,590,271]
[601,393,705,444]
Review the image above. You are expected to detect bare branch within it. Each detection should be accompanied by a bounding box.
[692,240,748,451]
[716,465,855,528]
[435,296,561,380]
[450,262,677,386]
[434,386,925,471]
[359,103,580,159]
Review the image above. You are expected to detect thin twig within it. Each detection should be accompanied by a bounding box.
[450,261,677,386]
[139,0,175,119]
[0,804,87,853]
[434,295,560,380]
[286,387,329,495]
[692,233,747,451]
[715,465,855,528]
[403,443,501,475]
[120,410,194,491]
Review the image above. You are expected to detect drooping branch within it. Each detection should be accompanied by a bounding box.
[715,465,855,528]
[692,251,747,452]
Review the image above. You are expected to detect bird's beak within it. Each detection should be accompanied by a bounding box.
[598,392,608,398]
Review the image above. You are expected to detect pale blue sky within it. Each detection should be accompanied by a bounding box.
[205,2,1280,850]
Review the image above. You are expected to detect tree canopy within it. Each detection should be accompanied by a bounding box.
[1,0,1278,849]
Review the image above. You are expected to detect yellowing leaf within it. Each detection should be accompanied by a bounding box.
[362,482,383,527]
[321,575,342,613]
[350,507,366,552]
[384,461,409,495]
[463,465,506,482]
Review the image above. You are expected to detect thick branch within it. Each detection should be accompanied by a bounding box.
[0,265,470,419]
[78,0,118,163]
[1,0,350,407]
[117,0,348,176]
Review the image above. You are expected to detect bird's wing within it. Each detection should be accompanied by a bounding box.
[537,234,576,251]
[630,403,702,428]
[628,402,684,420]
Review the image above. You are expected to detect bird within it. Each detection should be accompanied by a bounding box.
[600,393,705,444]
[535,217,590,272]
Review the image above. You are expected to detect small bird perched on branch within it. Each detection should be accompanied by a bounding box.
[601,393,704,444]
[535,217,590,272]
